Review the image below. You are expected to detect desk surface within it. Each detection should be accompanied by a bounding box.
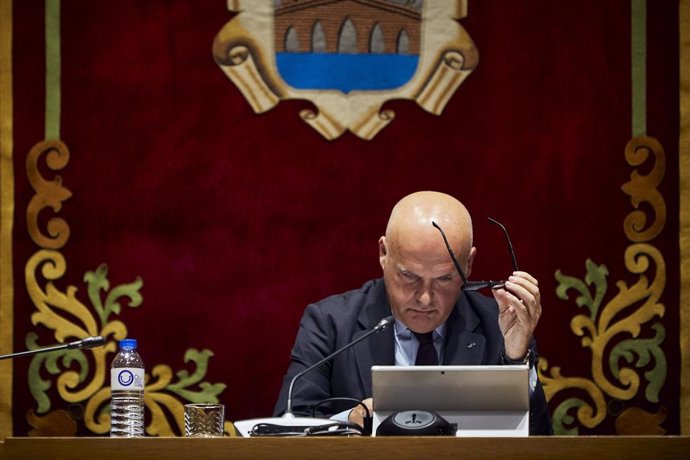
[1,436,689,460]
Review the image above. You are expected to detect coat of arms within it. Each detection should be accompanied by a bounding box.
[213,0,478,140]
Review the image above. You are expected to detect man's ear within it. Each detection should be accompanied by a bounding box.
[466,246,477,278]
[378,236,387,270]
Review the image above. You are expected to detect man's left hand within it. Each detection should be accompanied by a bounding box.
[491,271,542,360]
[348,398,373,428]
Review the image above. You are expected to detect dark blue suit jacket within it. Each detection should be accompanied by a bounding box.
[274,278,553,435]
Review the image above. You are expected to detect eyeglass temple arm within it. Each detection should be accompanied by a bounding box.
[431,221,470,284]
[487,217,519,272]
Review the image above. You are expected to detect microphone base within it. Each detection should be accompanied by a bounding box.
[233,417,335,437]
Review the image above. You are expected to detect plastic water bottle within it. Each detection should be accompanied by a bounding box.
[110,338,145,437]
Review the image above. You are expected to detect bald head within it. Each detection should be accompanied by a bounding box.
[385,191,473,262]
[379,191,475,332]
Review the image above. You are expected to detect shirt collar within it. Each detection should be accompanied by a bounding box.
[394,319,447,340]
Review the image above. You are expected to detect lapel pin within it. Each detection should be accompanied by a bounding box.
[467,342,476,349]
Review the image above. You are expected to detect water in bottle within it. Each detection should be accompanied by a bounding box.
[110,338,145,437]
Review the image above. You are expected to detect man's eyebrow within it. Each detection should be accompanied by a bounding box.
[398,266,457,279]
[398,266,419,276]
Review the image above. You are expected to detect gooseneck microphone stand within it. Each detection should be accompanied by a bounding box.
[0,336,107,360]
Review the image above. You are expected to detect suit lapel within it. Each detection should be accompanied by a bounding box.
[443,292,488,365]
[353,280,395,395]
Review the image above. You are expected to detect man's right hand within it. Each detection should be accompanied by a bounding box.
[348,398,373,428]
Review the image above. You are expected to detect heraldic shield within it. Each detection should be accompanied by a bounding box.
[212,0,479,140]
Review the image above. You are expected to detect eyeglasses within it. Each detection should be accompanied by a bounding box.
[431,218,518,291]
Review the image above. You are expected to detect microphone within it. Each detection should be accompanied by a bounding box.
[0,336,107,360]
[233,315,395,436]
[284,315,394,417]
[67,336,107,350]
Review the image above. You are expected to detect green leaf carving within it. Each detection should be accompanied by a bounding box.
[84,263,143,327]
[84,264,109,326]
[166,349,227,403]
[555,259,609,320]
[26,332,89,414]
[27,333,53,414]
[551,398,587,435]
[609,322,667,402]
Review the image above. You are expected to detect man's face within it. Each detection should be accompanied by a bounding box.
[379,236,471,333]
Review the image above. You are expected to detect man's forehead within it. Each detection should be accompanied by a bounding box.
[391,236,465,266]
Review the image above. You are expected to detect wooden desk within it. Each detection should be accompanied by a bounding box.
[1,436,689,459]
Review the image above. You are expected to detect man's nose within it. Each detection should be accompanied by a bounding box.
[416,281,434,305]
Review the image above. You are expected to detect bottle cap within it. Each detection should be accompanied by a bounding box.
[119,339,137,350]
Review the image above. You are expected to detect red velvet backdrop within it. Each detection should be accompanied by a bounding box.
[10,0,680,435]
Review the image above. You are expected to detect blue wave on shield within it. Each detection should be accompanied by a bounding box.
[276,52,419,93]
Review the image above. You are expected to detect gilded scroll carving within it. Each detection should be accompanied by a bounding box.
[26,140,72,249]
[24,139,229,436]
[26,259,229,436]
[621,136,666,242]
[542,135,668,435]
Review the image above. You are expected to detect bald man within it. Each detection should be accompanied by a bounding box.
[273,192,552,435]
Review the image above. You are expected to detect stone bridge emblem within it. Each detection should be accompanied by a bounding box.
[213,0,478,140]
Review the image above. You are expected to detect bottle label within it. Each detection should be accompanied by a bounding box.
[111,368,145,391]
